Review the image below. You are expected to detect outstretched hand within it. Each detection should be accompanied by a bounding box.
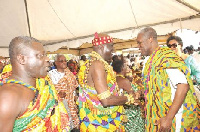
[130,92,140,105]
[154,116,172,132]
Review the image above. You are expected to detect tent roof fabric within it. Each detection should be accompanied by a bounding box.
[1,0,200,57]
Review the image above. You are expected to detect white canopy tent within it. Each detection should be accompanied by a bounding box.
[1,0,200,57]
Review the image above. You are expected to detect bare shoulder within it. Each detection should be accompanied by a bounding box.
[87,60,107,89]
[0,84,23,131]
[90,60,105,71]
[0,84,22,117]
[117,77,129,86]
[117,77,132,92]
[90,60,106,78]
[89,60,105,74]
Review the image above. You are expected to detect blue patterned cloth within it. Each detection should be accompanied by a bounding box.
[184,55,200,84]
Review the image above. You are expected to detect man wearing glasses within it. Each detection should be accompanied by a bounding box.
[137,27,200,132]
[48,54,79,132]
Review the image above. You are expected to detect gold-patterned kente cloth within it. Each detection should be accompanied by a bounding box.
[78,51,125,132]
[0,76,70,132]
[143,47,200,131]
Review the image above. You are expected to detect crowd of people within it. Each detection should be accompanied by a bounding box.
[0,27,199,132]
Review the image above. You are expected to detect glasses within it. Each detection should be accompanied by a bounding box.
[57,60,67,63]
[167,43,178,48]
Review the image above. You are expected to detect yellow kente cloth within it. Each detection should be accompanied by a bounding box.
[78,51,125,132]
[2,64,12,74]
[1,76,70,132]
[0,64,12,79]
[143,47,200,131]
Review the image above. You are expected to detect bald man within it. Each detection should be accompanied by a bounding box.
[0,36,70,131]
[78,33,139,132]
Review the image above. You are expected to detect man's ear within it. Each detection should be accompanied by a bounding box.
[16,54,26,65]
[149,37,153,43]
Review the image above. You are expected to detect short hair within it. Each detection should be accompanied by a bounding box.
[186,45,194,51]
[112,55,119,62]
[80,55,86,60]
[166,36,183,47]
[9,36,40,60]
[112,60,124,73]
[54,54,65,61]
[139,27,157,40]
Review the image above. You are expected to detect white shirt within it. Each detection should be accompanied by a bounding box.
[48,69,65,84]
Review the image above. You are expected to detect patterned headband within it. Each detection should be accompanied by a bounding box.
[92,32,113,46]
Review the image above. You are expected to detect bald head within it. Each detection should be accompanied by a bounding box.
[9,36,40,63]
[138,27,157,41]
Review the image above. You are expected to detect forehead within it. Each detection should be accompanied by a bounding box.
[137,33,145,41]
[168,39,178,44]
[58,55,66,60]
[31,42,44,50]
[105,42,114,47]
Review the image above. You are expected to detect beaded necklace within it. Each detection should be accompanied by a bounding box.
[1,79,37,91]
[90,51,110,70]
[88,51,117,91]
[0,79,39,105]
[78,51,121,115]
[116,74,125,78]
[90,51,114,74]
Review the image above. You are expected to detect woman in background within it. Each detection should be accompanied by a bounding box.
[112,60,145,132]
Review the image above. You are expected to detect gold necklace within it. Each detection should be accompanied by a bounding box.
[90,51,114,76]
[90,51,117,87]
[116,74,125,78]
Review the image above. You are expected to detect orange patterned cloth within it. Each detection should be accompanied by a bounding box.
[49,68,79,129]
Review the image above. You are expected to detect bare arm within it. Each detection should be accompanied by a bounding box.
[90,61,128,107]
[117,77,133,94]
[166,83,189,119]
[155,83,189,131]
[0,89,21,132]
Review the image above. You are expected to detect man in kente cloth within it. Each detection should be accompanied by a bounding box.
[78,32,139,132]
[137,27,200,132]
[49,54,80,131]
[0,36,70,131]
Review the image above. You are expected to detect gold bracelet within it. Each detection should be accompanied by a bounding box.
[124,94,135,105]
[124,94,130,105]
[97,90,111,100]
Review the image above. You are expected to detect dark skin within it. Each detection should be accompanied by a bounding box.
[87,42,133,107]
[137,30,190,132]
[116,65,140,104]
[116,65,134,94]
[0,42,49,131]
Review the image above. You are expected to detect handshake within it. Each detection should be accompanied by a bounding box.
[124,90,144,106]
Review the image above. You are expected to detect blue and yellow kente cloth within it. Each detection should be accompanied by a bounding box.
[143,47,200,131]
[78,56,125,132]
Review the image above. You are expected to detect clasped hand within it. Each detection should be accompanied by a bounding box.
[154,116,172,132]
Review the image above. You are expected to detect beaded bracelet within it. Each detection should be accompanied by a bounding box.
[97,90,111,100]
